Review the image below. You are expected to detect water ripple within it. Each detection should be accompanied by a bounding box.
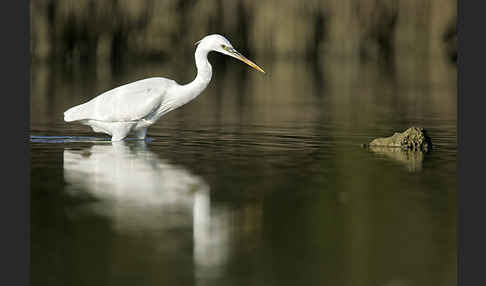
[30,135,153,144]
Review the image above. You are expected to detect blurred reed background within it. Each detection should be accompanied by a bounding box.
[30,0,457,134]
[30,0,456,68]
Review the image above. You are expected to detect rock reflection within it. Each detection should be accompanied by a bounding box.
[368,146,424,172]
[63,141,231,279]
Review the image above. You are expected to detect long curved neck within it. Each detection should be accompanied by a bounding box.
[181,46,213,100]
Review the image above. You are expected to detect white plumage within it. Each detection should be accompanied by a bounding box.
[64,34,264,141]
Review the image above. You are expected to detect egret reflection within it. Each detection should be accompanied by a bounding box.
[63,141,231,277]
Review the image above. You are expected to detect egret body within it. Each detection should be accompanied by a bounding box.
[64,34,264,141]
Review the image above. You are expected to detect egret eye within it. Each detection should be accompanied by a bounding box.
[221,44,233,53]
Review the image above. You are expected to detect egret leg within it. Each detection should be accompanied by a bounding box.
[111,133,129,142]
[135,128,148,140]
[110,123,134,142]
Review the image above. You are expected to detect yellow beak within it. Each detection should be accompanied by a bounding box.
[225,47,265,73]
[235,53,266,73]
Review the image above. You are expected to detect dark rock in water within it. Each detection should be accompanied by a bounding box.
[364,127,432,151]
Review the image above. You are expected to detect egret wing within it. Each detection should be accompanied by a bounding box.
[64,77,177,122]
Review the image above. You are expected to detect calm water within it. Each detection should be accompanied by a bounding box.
[30,57,457,286]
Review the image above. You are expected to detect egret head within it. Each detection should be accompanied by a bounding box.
[195,34,265,73]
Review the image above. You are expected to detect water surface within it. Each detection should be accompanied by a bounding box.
[30,58,456,286]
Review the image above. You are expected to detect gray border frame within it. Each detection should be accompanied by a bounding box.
[2,0,29,285]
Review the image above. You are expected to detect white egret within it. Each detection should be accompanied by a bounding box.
[64,34,265,141]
